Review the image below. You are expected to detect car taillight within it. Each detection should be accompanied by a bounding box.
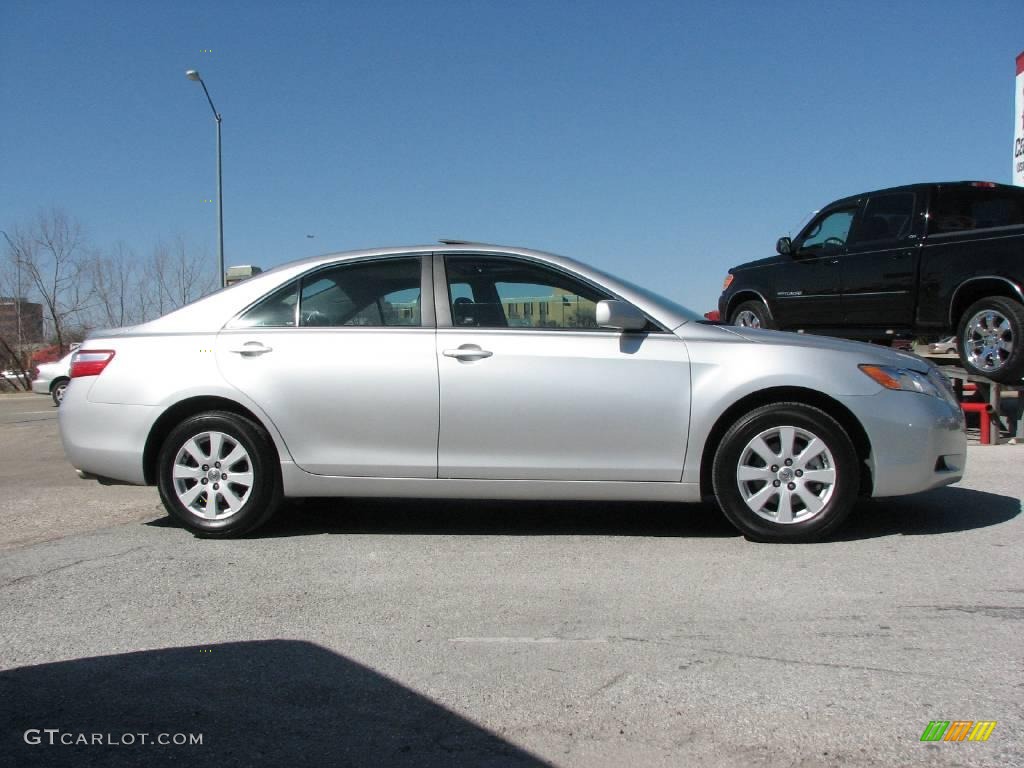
[969,181,998,188]
[70,350,116,378]
[722,274,734,290]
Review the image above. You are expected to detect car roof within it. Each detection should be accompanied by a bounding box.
[109,243,697,335]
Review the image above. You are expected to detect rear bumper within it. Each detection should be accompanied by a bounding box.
[841,391,966,497]
[31,378,51,395]
[58,383,156,485]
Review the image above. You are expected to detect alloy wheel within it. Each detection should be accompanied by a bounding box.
[734,310,761,328]
[963,309,1013,373]
[171,431,254,520]
[735,425,837,524]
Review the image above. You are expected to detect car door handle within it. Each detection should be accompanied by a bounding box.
[443,345,493,360]
[229,342,273,356]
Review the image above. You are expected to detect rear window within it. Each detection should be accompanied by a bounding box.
[929,187,1024,234]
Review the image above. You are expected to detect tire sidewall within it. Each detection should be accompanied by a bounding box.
[157,411,280,537]
[713,404,859,542]
[956,297,1024,384]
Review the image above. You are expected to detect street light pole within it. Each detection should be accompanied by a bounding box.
[185,70,225,288]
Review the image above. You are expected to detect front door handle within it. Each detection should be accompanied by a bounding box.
[443,345,493,361]
[229,342,273,356]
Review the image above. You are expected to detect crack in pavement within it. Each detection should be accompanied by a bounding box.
[0,546,149,589]
[700,648,980,684]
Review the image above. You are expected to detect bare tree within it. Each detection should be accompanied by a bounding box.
[8,208,93,353]
[90,241,140,329]
[148,234,217,314]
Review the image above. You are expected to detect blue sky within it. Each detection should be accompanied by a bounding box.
[2,0,1021,312]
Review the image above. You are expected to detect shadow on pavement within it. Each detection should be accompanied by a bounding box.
[146,486,1018,542]
[0,640,551,768]
[246,498,738,539]
[837,486,1020,540]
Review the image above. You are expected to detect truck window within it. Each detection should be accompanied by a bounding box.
[929,187,1024,234]
[847,193,915,245]
[797,209,855,252]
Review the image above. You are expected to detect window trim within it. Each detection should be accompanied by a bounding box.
[433,252,670,334]
[227,253,434,330]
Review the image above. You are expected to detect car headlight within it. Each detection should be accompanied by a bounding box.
[859,364,956,403]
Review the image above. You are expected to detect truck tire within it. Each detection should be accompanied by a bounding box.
[730,300,774,330]
[956,297,1024,383]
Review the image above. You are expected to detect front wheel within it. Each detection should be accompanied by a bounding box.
[712,403,860,542]
[157,411,281,537]
[956,297,1024,383]
[729,300,774,330]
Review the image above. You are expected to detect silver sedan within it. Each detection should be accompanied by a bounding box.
[59,244,966,542]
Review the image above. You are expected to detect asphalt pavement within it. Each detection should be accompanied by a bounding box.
[0,392,1021,767]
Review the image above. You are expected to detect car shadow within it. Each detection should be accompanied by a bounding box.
[146,485,1019,542]
[0,640,552,768]
[835,486,1020,540]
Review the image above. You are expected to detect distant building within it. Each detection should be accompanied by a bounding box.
[0,297,44,344]
[225,265,263,286]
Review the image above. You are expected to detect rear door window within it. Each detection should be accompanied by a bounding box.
[847,193,915,246]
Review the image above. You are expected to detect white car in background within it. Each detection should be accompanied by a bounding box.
[32,351,75,406]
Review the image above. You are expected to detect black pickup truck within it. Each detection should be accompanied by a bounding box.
[718,181,1024,383]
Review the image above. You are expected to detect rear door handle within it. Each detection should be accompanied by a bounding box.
[443,345,493,361]
[229,342,273,356]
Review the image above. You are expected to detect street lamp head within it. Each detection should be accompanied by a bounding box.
[185,69,202,82]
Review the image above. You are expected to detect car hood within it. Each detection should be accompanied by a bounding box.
[710,325,931,372]
[730,254,784,272]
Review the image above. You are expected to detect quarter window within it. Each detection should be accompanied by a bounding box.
[444,256,613,330]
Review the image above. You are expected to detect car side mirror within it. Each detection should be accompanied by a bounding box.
[776,236,793,256]
[596,300,647,331]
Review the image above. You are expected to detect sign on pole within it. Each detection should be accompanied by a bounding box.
[1015,50,1024,186]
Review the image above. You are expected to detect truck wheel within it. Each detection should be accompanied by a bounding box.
[730,300,774,330]
[956,297,1024,383]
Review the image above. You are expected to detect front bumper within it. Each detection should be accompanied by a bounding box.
[31,378,51,395]
[840,390,966,497]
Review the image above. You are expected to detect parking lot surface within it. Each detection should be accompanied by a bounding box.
[0,392,1021,767]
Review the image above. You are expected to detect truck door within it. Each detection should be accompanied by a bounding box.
[841,191,920,327]
[773,207,853,328]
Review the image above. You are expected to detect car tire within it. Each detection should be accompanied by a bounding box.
[712,403,860,543]
[51,378,69,406]
[956,296,1024,383]
[157,410,282,537]
[729,300,774,330]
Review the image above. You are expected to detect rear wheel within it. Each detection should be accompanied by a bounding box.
[712,403,859,542]
[51,378,69,406]
[729,300,773,330]
[956,297,1024,383]
[157,411,281,537]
